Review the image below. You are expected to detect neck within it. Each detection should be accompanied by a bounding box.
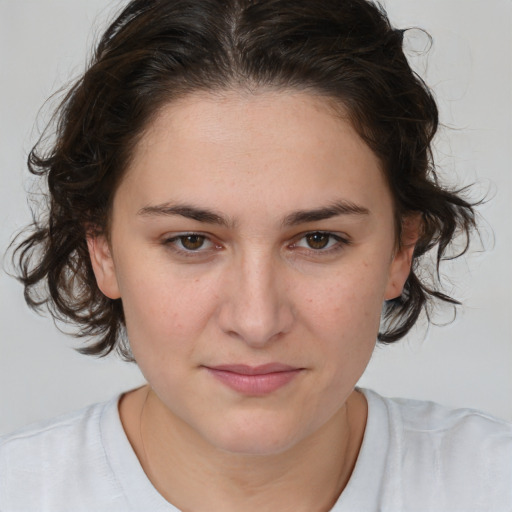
[120,386,367,512]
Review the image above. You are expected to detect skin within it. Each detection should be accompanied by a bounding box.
[88,90,417,511]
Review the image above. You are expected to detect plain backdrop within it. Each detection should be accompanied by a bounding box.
[1,0,511,436]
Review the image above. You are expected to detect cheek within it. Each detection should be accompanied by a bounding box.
[117,265,220,362]
[301,263,388,338]
[288,268,384,423]
[296,259,390,384]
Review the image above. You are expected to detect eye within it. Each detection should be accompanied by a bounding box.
[292,231,349,252]
[304,232,332,250]
[164,233,216,252]
[178,234,207,251]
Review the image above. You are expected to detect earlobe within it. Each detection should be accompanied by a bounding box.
[87,233,121,299]
[384,214,421,300]
[384,245,415,300]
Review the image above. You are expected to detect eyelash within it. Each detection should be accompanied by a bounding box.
[161,231,351,257]
[290,231,351,255]
[162,233,219,257]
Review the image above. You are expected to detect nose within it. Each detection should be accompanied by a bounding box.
[217,250,294,348]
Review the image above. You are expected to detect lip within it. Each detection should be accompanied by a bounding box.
[204,364,304,395]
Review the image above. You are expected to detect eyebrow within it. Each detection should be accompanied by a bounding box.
[137,199,370,227]
[138,203,233,227]
[282,200,370,226]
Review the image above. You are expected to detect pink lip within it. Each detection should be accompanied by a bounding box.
[204,364,303,395]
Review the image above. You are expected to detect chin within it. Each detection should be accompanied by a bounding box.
[201,413,309,457]
[214,433,301,457]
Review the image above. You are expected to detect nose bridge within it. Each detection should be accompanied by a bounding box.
[219,245,292,347]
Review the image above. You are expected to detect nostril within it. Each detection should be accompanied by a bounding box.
[215,257,294,346]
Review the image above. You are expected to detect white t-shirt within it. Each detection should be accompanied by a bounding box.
[1,389,511,511]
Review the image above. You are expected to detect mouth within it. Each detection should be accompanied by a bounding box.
[203,363,304,395]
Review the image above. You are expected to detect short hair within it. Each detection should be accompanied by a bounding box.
[12,0,476,359]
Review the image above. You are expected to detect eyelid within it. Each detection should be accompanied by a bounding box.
[160,230,350,257]
[162,232,221,253]
[289,231,351,253]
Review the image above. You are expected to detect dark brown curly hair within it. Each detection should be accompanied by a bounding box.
[12,0,476,359]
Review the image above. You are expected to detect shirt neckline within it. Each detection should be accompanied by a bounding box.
[99,388,390,512]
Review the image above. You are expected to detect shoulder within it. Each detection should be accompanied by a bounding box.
[0,398,110,465]
[0,396,110,444]
[376,388,508,423]
[361,389,512,510]
[0,396,126,511]
[378,390,512,451]
[1,398,108,455]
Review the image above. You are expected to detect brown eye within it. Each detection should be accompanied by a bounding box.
[179,235,206,250]
[305,232,331,249]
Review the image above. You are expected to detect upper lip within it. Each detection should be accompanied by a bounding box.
[205,363,301,375]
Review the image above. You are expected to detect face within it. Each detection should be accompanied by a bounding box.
[89,91,414,455]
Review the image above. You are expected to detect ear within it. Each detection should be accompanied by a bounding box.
[384,214,421,300]
[87,233,121,299]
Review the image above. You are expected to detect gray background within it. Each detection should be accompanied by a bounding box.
[1,0,511,435]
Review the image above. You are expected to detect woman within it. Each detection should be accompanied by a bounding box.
[1,0,511,510]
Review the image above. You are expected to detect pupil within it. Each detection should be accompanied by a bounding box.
[182,235,204,250]
[307,232,329,249]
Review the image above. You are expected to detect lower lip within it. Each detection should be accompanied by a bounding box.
[205,368,302,395]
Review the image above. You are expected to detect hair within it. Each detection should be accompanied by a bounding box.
[12,0,476,359]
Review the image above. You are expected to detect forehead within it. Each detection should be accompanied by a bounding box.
[118,90,392,221]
